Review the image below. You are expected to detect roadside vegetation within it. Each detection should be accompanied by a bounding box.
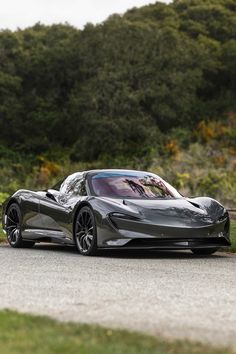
[0,310,235,354]
[231,221,236,252]
[0,227,4,243]
[0,0,236,208]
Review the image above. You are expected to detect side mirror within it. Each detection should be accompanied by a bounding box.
[46,189,60,201]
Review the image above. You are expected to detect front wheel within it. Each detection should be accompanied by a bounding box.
[74,206,98,256]
[6,203,35,248]
[191,248,218,256]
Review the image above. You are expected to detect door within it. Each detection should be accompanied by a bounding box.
[38,173,86,243]
[20,190,45,239]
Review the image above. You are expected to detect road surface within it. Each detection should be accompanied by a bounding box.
[0,243,235,347]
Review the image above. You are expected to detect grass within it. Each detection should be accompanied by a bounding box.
[230,221,236,252]
[0,225,5,243]
[0,310,235,354]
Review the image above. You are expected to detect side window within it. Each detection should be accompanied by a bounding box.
[59,173,86,196]
[73,178,87,196]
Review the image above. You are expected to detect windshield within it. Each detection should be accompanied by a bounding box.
[89,171,181,199]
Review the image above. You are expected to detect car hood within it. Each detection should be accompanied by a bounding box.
[99,196,226,227]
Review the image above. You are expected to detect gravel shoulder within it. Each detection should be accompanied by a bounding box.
[0,244,236,348]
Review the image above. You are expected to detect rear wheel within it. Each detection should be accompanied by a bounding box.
[74,206,97,256]
[191,248,218,256]
[6,203,35,248]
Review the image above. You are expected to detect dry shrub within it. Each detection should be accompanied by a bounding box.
[37,157,61,186]
[196,120,229,142]
[165,139,180,158]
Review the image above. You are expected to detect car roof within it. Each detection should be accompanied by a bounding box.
[84,169,154,176]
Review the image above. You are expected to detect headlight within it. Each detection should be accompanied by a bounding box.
[218,211,229,222]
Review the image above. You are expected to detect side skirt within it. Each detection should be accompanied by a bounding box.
[22,229,74,245]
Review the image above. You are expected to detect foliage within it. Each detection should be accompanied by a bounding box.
[0,0,236,206]
[150,115,236,206]
[0,0,235,159]
[0,192,9,205]
[230,221,236,252]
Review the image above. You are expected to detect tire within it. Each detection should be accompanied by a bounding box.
[191,248,218,256]
[74,206,98,256]
[6,203,35,248]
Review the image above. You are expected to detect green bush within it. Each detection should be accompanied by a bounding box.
[0,192,9,205]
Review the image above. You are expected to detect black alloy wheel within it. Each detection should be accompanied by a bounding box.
[6,203,35,248]
[75,206,97,256]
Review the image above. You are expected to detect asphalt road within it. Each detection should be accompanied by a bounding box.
[0,243,236,347]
